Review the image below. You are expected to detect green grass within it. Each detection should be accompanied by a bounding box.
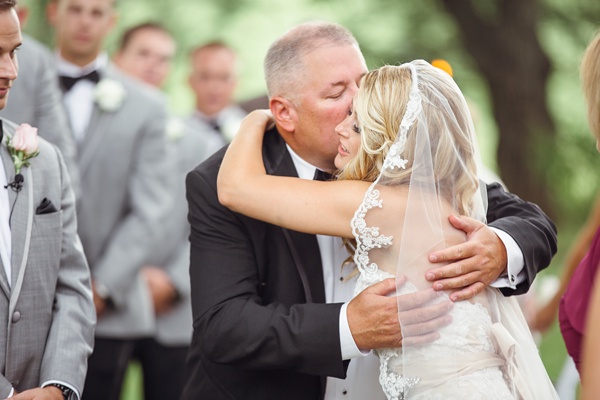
[121,362,143,400]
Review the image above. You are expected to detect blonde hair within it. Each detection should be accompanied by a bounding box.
[337,63,479,217]
[581,30,600,141]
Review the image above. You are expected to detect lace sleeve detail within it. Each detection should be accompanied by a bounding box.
[350,186,393,280]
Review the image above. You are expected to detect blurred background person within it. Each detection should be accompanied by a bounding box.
[46,0,173,399]
[114,22,175,89]
[560,27,600,383]
[186,41,246,145]
[114,21,222,400]
[0,2,80,197]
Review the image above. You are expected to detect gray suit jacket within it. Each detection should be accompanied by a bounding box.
[0,35,80,199]
[146,118,223,346]
[0,119,95,398]
[72,65,172,338]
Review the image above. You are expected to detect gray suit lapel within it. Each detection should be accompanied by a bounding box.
[0,144,14,298]
[77,67,121,175]
[8,166,33,300]
[77,105,113,175]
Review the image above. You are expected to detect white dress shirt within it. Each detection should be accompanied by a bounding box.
[56,53,108,143]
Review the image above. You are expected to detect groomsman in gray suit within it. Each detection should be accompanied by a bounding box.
[46,0,172,399]
[114,22,221,400]
[186,42,246,145]
[0,4,80,198]
[0,1,95,399]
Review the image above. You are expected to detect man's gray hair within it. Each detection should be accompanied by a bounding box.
[264,21,358,101]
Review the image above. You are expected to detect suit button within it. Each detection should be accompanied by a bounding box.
[12,311,20,323]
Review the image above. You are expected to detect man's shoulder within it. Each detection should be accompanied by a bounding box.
[189,145,227,181]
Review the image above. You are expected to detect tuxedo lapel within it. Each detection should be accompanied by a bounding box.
[263,128,326,303]
[281,229,326,303]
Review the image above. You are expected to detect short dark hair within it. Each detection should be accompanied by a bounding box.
[119,22,171,52]
[0,0,16,12]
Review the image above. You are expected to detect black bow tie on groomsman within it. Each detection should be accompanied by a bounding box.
[59,69,101,92]
[313,169,334,181]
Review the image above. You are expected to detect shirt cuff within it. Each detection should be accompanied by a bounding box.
[42,380,80,400]
[489,227,525,289]
[339,303,370,360]
[8,388,13,398]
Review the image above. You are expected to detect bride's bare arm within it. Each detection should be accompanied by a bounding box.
[217,110,368,238]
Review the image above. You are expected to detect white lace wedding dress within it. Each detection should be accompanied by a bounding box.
[351,187,557,400]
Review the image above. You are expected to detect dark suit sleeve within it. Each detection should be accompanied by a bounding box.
[186,166,346,377]
[485,183,557,296]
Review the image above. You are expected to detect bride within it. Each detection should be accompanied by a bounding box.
[217,60,558,399]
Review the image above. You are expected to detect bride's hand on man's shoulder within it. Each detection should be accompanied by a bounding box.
[244,109,275,129]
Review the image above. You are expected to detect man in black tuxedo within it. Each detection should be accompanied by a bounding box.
[182,22,557,400]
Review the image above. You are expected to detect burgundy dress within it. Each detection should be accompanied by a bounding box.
[559,227,600,373]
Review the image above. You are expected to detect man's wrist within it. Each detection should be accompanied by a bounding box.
[94,281,114,307]
[45,383,73,399]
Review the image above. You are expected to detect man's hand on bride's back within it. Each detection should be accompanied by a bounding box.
[347,277,453,350]
[425,215,508,302]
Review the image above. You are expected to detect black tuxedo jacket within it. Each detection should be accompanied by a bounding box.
[181,127,556,400]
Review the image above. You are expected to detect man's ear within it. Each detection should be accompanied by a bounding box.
[16,6,29,26]
[46,1,58,27]
[108,10,118,31]
[270,96,296,133]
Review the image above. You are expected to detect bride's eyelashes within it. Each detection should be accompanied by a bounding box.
[346,107,361,133]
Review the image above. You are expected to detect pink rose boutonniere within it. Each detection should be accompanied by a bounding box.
[5,123,40,191]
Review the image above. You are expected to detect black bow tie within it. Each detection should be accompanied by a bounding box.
[313,169,334,181]
[59,70,101,92]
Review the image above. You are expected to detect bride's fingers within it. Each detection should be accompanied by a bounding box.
[396,288,444,311]
[401,313,453,338]
[398,297,453,325]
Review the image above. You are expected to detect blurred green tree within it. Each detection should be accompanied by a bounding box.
[20,0,600,223]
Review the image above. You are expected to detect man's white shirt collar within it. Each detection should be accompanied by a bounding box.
[286,144,317,180]
[55,52,108,77]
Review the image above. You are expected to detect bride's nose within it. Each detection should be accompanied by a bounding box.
[335,122,347,137]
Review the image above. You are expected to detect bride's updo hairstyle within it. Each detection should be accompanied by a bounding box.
[338,61,480,217]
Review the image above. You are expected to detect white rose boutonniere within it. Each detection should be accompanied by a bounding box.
[221,118,242,142]
[94,78,126,112]
[166,117,185,141]
[5,123,40,191]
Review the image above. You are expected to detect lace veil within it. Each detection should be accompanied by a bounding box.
[350,61,558,399]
